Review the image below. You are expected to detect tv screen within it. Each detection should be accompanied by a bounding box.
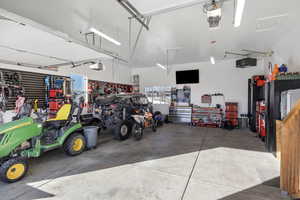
[176,70,199,84]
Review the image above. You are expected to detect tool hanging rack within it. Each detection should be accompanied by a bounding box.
[0,68,50,110]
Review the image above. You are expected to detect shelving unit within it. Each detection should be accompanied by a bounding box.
[256,101,266,139]
[192,106,222,128]
[248,75,265,132]
[225,102,239,128]
[169,106,192,124]
[265,79,300,154]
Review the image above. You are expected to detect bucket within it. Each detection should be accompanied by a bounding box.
[238,118,249,129]
[83,126,99,149]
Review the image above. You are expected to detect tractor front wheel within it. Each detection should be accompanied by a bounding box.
[64,133,86,156]
[0,157,28,183]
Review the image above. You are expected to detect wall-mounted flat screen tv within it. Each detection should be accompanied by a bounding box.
[176,69,199,84]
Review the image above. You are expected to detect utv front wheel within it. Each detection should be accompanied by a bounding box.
[64,133,86,156]
[132,123,143,141]
[0,157,28,183]
[152,120,158,132]
[114,121,131,141]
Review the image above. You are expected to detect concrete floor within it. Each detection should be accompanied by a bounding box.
[1,124,283,200]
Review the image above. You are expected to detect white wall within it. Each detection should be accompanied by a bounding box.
[269,25,300,72]
[133,59,265,114]
[0,60,132,84]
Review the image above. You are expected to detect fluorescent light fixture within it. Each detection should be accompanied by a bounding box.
[210,56,216,65]
[234,0,246,27]
[89,27,121,46]
[156,63,167,70]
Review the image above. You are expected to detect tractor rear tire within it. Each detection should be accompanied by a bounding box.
[64,133,86,156]
[0,157,28,183]
[113,121,132,141]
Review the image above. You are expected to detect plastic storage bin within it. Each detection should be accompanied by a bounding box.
[83,126,99,149]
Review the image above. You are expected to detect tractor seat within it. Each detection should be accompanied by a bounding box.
[43,104,72,129]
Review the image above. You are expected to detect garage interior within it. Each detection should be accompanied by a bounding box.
[0,0,299,199]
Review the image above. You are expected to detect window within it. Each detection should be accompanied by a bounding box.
[145,86,171,104]
[131,96,149,105]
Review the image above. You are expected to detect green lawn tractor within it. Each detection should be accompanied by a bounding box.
[0,102,87,183]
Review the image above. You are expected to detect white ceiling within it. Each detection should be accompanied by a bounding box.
[129,0,206,14]
[0,0,299,67]
[0,19,110,67]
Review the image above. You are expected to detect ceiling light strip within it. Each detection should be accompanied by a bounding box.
[89,27,121,46]
[157,63,167,70]
[234,0,246,27]
[210,56,216,65]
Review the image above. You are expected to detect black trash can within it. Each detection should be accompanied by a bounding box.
[83,126,99,149]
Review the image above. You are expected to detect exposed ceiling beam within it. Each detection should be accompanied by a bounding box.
[0,59,58,71]
[143,0,207,16]
[42,58,98,69]
[224,51,250,57]
[0,45,70,63]
[241,49,274,57]
[224,49,274,58]
[142,0,231,17]
[130,17,151,60]
[0,15,12,21]
[117,0,149,30]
